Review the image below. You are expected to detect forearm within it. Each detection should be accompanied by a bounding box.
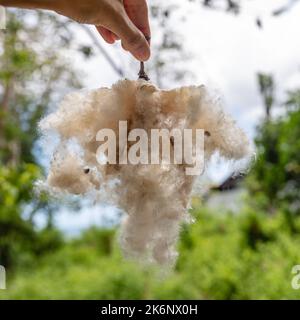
[0,0,59,10]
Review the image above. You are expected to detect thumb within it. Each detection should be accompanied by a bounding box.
[108,11,150,61]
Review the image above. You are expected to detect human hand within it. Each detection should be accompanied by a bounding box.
[0,0,151,61]
[95,0,151,60]
[57,0,151,61]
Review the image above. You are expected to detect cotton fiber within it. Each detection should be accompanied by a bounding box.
[39,79,252,265]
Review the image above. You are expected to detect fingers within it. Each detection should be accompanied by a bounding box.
[96,26,115,44]
[96,26,119,44]
[106,7,151,61]
[96,0,151,61]
[118,18,151,61]
[123,0,151,44]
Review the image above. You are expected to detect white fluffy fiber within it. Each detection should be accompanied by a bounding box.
[39,79,252,265]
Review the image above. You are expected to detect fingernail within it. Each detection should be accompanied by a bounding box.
[145,35,151,45]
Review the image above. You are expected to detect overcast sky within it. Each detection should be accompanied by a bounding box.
[34,0,300,234]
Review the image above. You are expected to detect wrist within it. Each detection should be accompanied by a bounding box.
[0,0,60,11]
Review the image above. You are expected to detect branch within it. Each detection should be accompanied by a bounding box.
[272,0,300,16]
[80,25,124,78]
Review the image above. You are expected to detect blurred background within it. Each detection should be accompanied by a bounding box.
[0,0,300,299]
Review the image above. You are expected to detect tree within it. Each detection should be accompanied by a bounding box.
[147,2,193,87]
[0,10,81,268]
[247,75,300,220]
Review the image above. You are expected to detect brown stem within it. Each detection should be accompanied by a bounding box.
[138,62,150,81]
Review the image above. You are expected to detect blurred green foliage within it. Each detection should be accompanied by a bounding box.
[2,81,298,300]
[0,11,80,269]
[1,208,300,300]
[247,78,300,222]
[1,8,300,300]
